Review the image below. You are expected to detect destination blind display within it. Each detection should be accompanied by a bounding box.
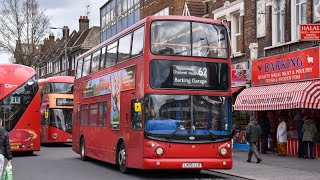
[150,60,229,91]
[173,65,208,87]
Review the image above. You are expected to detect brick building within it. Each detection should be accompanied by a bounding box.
[206,0,318,64]
[141,0,205,18]
[34,16,100,78]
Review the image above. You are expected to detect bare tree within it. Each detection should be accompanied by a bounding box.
[0,0,50,66]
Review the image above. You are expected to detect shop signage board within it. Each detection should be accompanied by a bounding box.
[300,24,320,41]
[252,47,320,86]
[231,62,250,87]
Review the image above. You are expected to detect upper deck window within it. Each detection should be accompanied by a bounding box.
[100,46,107,70]
[131,26,144,57]
[118,33,132,63]
[91,50,101,73]
[151,21,228,58]
[50,83,74,94]
[106,41,118,68]
[76,58,83,79]
[82,55,92,77]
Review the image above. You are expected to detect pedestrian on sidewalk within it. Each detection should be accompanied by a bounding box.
[302,116,317,159]
[245,116,262,163]
[259,112,270,154]
[276,116,287,156]
[0,118,12,177]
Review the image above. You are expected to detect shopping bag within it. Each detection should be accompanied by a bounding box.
[2,163,13,180]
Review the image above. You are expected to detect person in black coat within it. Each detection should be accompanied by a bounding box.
[0,118,12,176]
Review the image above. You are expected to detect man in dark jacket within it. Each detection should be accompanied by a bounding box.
[0,118,12,176]
[246,116,262,163]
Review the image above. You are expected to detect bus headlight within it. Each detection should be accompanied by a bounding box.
[220,147,228,156]
[155,147,164,156]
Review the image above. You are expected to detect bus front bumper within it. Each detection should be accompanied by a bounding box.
[143,158,232,170]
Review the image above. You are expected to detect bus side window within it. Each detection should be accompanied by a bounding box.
[131,99,142,130]
[106,41,118,68]
[80,105,89,126]
[131,26,144,57]
[118,33,132,63]
[98,101,107,127]
[91,51,100,74]
[82,55,92,77]
[99,46,107,70]
[76,58,84,79]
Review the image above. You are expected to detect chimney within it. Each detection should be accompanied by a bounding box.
[62,26,70,39]
[48,33,55,46]
[79,16,89,31]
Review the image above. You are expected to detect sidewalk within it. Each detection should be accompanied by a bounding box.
[212,150,320,180]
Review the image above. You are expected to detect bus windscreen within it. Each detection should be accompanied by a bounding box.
[151,21,228,58]
[0,76,38,131]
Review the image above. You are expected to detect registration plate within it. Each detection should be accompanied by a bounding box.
[182,162,202,168]
[10,145,20,149]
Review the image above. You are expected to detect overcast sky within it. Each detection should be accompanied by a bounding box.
[0,0,106,64]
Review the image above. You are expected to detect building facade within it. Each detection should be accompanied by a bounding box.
[100,0,141,42]
[35,16,100,78]
[207,0,320,153]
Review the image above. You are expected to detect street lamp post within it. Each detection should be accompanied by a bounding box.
[50,27,68,76]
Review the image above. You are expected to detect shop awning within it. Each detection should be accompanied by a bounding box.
[234,81,320,111]
[231,86,245,94]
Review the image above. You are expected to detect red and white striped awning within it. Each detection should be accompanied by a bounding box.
[234,81,320,111]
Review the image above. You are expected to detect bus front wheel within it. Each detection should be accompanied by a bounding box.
[118,143,129,174]
[80,138,87,161]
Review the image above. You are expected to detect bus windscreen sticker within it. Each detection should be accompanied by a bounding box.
[83,66,135,98]
[172,65,208,87]
[110,71,121,130]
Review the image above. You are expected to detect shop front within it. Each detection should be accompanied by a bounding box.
[231,62,252,151]
[234,47,320,158]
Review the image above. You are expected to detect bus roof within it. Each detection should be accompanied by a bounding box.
[77,15,223,60]
[45,76,74,83]
[0,64,37,99]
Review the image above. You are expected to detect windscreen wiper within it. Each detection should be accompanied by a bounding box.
[207,130,217,140]
[167,126,184,139]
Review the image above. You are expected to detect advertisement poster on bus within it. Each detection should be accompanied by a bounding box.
[231,62,250,87]
[110,71,121,129]
[83,66,135,98]
[252,47,320,86]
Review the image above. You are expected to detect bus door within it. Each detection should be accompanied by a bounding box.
[127,98,143,167]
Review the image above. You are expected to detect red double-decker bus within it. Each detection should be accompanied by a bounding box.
[0,64,40,153]
[73,16,232,173]
[39,76,74,144]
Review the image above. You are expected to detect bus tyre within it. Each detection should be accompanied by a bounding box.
[80,138,87,161]
[118,143,129,174]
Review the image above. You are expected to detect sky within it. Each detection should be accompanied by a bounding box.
[0,0,107,64]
